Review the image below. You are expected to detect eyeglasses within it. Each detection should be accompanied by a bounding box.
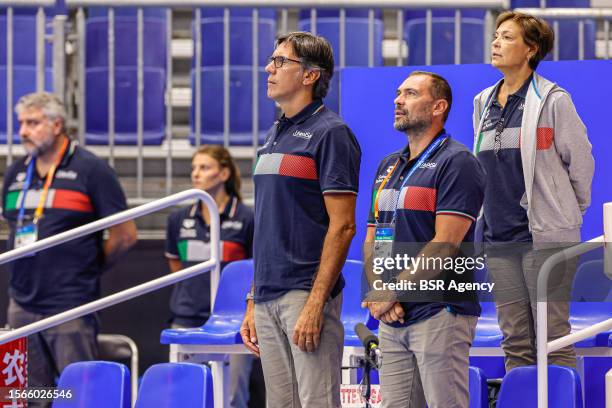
[494,117,505,156]
[268,55,302,68]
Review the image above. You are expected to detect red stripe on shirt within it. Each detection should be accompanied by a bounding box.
[222,241,246,263]
[402,186,437,212]
[536,128,554,150]
[278,154,318,180]
[52,190,94,213]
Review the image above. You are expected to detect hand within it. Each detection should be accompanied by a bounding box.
[292,300,324,352]
[362,301,405,324]
[240,300,260,357]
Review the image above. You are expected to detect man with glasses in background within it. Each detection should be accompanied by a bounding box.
[240,32,361,408]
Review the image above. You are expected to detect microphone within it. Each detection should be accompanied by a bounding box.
[355,323,382,369]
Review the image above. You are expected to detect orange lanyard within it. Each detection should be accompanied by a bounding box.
[33,138,69,223]
[373,159,400,221]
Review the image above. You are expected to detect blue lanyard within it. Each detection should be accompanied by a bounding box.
[17,158,36,226]
[390,134,448,224]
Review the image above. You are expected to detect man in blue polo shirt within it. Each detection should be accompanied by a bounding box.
[240,32,361,408]
[2,92,137,400]
[362,72,485,408]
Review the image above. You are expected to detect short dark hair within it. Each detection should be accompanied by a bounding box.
[408,71,453,123]
[276,31,334,99]
[496,11,554,70]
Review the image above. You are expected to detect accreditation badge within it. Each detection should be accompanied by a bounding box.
[374,223,395,260]
[14,223,38,254]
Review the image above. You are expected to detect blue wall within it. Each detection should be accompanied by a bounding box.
[341,60,612,260]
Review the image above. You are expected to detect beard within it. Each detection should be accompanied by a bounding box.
[21,134,56,157]
[394,111,430,134]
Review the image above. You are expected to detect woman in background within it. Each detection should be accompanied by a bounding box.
[473,11,594,372]
[165,145,261,407]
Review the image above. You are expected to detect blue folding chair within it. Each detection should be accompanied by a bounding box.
[135,363,213,408]
[53,361,131,408]
[161,259,253,345]
[469,366,488,408]
[497,365,583,408]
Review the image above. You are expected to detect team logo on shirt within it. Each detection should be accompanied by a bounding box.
[419,162,437,169]
[292,130,313,140]
[182,219,195,229]
[221,220,243,231]
[56,170,78,180]
[375,165,395,184]
[179,228,197,238]
[16,172,26,182]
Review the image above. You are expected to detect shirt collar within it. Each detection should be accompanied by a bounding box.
[493,73,533,105]
[189,195,238,220]
[280,99,324,125]
[401,128,447,161]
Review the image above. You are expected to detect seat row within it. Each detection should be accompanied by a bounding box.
[52,360,213,408]
[51,358,583,407]
[0,2,601,145]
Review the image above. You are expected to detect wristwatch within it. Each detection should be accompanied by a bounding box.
[245,290,254,302]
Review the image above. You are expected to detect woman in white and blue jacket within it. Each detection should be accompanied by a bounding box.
[473,11,594,372]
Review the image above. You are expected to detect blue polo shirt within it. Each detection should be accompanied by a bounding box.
[367,134,486,325]
[253,99,361,303]
[165,195,253,326]
[477,75,532,243]
[2,140,128,315]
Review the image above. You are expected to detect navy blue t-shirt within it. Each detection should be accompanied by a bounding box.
[367,135,486,325]
[165,196,253,326]
[477,76,532,243]
[253,99,361,303]
[2,140,128,314]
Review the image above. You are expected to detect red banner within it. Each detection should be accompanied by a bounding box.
[0,333,27,408]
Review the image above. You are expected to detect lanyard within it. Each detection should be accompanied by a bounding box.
[373,134,448,224]
[17,138,70,225]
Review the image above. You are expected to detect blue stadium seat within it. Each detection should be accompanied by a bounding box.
[85,67,166,145]
[161,259,253,345]
[190,8,276,145]
[135,363,213,408]
[404,9,486,66]
[0,12,53,67]
[473,301,503,347]
[0,66,53,144]
[85,8,167,145]
[496,365,583,408]
[511,0,596,61]
[298,9,383,112]
[189,67,274,146]
[572,260,612,302]
[469,366,488,408]
[53,361,131,408]
[0,8,55,144]
[195,8,276,67]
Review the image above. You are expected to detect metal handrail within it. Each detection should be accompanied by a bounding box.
[0,189,221,346]
[66,0,509,8]
[536,201,612,407]
[0,1,55,5]
[515,8,612,19]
